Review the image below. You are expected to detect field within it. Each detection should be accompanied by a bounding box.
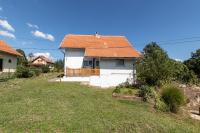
[0,74,200,132]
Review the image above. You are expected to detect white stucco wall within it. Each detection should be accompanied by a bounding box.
[89,59,136,87]
[65,48,84,69]
[63,48,136,88]
[0,52,18,72]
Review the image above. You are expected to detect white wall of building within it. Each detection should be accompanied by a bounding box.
[65,48,84,69]
[63,48,136,88]
[90,59,136,87]
[0,52,18,72]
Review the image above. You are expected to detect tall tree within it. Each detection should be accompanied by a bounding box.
[16,49,28,66]
[136,42,174,86]
[28,52,34,62]
[184,49,200,78]
[54,59,64,72]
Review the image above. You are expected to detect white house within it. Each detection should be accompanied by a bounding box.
[0,40,22,73]
[59,34,140,88]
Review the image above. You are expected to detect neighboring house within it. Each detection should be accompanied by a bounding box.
[31,56,54,67]
[0,40,22,73]
[59,34,140,88]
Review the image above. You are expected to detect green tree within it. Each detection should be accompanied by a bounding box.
[184,49,200,78]
[136,42,174,86]
[172,60,198,84]
[16,49,28,66]
[54,59,64,72]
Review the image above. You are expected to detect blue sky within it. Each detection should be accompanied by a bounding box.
[0,0,200,60]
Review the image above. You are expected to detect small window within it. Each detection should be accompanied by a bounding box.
[83,60,89,66]
[83,60,93,68]
[8,59,12,63]
[116,59,124,66]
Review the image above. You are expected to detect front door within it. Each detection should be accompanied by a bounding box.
[0,59,3,72]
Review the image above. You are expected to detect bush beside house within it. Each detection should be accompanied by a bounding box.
[113,42,199,114]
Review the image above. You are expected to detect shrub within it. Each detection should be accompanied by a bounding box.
[30,67,42,76]
[161,85,185,113]
[113,88,121,94]
[139,85,154,102]
[28,70,35,77]
[154,94,169,112]
[155,99,169,112]
[41,65,50,73]
[15,66,33,78]
[0,72,15,82]
[128,89,133,95]
[116,81,133,89]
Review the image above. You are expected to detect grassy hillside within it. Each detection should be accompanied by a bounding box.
[0,74,199,132]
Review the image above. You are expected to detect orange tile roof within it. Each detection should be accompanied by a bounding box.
[0,40,22,56]
[60,34,140,58]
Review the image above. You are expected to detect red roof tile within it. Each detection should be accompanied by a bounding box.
[0,40,22,56]
[60,34,140,58]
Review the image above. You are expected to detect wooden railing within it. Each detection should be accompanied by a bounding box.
[66,68,100,76]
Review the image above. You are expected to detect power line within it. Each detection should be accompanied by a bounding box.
[11,35,200,51]
[134,35,200,46]
[158,36,200,43]
[14,39,200,51]
[160,39,200,45]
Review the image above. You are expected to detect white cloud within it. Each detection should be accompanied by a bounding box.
[0,30,16,39]
[31,30,55,41]
[33,52,50,58]
[27,23,39,29]
[0,19,15,32]
[33,52,54,61]
[174,58,183,62]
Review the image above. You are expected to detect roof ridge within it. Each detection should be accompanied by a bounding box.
[65,34,125,37]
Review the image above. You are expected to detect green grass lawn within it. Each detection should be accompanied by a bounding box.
[0,74,200,133]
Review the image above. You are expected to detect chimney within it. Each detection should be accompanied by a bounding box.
[95,32,100,38]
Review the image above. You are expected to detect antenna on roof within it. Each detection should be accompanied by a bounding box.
[95,32,100,38]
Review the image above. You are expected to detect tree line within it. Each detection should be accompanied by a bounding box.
[136,42,199,86]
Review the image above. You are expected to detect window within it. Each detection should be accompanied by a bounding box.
[83,60,88,67]
[116,59,125,66]
[83,60,93,68]
[8,59,12,63]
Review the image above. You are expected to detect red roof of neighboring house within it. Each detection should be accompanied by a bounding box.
[0,40,22,56]
[60,34,140,58]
